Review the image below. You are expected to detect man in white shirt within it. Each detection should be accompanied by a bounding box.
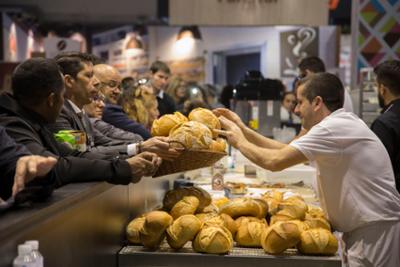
[214,73,400,267]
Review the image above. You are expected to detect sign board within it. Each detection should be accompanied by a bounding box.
[170,0,329,26]
[44,37,80,59]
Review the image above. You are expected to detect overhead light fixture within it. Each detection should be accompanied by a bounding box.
[177,26,202,41]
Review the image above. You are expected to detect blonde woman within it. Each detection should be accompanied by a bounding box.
[122,83,159,130]
[166,75,188,112]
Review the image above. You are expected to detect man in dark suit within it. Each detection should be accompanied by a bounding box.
[50,52,133,156]
[0,58,161,188]
[149,61,176,116]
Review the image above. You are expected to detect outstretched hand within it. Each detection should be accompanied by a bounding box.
[214,116,246,149]
[142,136,182,161]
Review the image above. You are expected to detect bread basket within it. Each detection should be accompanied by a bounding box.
[153,141,227,177]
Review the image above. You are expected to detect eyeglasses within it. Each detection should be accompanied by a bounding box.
[100,80,121,89]
[91,94,106,102]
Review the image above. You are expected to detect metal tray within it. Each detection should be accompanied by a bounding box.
[118,242,341,267]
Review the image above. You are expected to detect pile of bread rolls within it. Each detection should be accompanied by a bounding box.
[151,109,226,152]
[126,187,338,256]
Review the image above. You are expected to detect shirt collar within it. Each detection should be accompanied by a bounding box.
[157,90,164,99]
[68,100,83,114]
[382,98,400,113]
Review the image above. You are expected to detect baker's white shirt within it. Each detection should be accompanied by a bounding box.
[290,108,400,232]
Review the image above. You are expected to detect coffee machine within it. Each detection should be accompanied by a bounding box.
[232,71,282,137]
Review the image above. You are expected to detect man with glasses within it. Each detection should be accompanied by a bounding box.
[94,64,151,140]
[94,64,181,161]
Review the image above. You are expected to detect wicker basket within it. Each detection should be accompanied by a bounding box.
[153,149,227,177]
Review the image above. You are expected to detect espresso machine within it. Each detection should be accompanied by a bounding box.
[232,71,282,137]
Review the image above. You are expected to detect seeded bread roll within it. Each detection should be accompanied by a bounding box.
[235,221,267,247]
[219,198,268,219]
[298,228,338,255]
[139,211,173,249]
[166,215,202,249]
[192,225,233,254]
[170,196,200,219]
[126,216,146,244]
[261,220,306,254]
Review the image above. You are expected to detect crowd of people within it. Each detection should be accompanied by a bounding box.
[0,52,399,266]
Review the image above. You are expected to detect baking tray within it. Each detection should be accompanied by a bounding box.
[118,242,341,267]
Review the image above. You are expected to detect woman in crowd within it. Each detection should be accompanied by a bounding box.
[122,83,160,130]
[166,75,188,112]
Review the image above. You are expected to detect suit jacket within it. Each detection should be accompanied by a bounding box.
[48,100,130,156]
[0,93,134,187]
[90,117,143,143]
[102,103,151,140]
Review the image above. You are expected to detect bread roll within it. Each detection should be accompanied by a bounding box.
[170,196,199,219]
[169,121,213,150]
[270,197,308,224]
[235,216,267,229]
[196,212,218,224]
[139,211,173,249]
[126,216,146,244]
[188,108,221,138]
[304,215,331,231]
[204,214,238,236]
[236,221,267,247]
[219,198,268,219]
[151,112,188,136]
[163,186,211,212]
[192,225,233,254]
[212,197,230,209]
[298,228,338,255]
[201,203,219,214]
[209,138,227,152]
[261,220,304,254]
[166,215,202,249]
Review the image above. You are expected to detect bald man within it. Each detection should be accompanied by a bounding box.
[94,64,151,139]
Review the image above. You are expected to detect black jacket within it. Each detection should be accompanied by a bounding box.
[0,93,134,187]
[371,98,400,193]
[48,100,130,156]
[157,92,176,116]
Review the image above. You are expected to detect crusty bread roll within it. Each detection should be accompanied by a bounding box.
[209,138,227,152]
[298,228,338,255]
[201,203,219,214]
[169,121,213,150]
[261,220,305,254]
[236,221,267,247]
[219,198,268,219]
[188,108,221,138]
[204,214,237,236]
[235,216,268,229]
[304,215,331,231]
[262,190,283,215]
[196,212,219,224]
[166,215,202,249]
[151,112,188,136]
[269,197,308,224]
[170,196,199,219]
[126,216,146,244]
[163,187,211,213]
[212,197,230,209]
[192,225,233,254]
[139,211,173,249]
